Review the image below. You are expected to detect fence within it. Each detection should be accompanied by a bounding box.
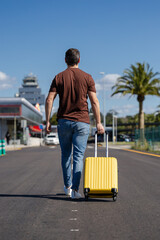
[135,127,160,151]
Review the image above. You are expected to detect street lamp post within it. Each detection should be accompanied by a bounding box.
[100,72,106,143]
[112,113,114,142]
[115,116,117,142]
[112,111,118,143]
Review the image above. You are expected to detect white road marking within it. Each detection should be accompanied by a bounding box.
[71,210,78,212]
[70,229,79,232]
[69,218,77,221]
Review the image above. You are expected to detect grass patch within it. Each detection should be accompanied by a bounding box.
[132,140,160,154]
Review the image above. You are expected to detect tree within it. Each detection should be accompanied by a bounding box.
[50,112,58,125]
[111,63,160,132]
[157,105,160,114]
[155,105,160,122]
[144,113,156,123]
[89,108,103,126]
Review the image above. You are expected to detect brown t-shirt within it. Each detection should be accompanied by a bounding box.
[49,68,96,124]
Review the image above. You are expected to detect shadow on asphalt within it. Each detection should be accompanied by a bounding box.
[0,194,113,202]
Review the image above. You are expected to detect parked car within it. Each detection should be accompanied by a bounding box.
[45,133,59,145]
[117,134,131,142]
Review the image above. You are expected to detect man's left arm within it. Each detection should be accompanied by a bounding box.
[45,92,57,133]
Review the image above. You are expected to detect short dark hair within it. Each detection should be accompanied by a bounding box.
[65,48,80,66]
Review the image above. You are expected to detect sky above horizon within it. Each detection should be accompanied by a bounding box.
[0,0,160,119]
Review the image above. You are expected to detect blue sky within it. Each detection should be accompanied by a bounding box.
[0,0,160,119]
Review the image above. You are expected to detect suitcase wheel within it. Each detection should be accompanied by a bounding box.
[113,195,117,201]
[84,188,90,201]
[113,194,117,202]
[112,188,117,202]
[85,194,88,201]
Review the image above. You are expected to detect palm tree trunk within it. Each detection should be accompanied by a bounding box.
[139,100,145,141]
[139,101,144,129]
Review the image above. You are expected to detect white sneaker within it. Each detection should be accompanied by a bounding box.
[71,190,82,199]
[64,186,72,196]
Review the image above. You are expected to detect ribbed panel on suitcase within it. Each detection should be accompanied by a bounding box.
[84,157,118,193]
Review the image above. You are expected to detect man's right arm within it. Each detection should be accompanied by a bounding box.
[88,91,104,134]
[45,92,57,134]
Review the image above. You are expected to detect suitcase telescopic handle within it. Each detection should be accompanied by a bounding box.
[95,131,108,158]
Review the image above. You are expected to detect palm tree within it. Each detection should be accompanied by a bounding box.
[155,105,160,122]
[111,63,160,132]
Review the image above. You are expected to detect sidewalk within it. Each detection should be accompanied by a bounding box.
[108,143,132,149]
[5,137,44,151]
[87,142,132,150]
[100,143,132,149]
[5,139,133,152]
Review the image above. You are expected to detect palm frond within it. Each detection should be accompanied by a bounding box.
[111,62,160,100]
[149,78,160,86]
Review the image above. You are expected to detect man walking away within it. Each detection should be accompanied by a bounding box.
[45,48,104,199]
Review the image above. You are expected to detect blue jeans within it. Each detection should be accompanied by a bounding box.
[57,119,90,191]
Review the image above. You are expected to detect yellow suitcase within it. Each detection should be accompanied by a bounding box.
[84,132,118,201]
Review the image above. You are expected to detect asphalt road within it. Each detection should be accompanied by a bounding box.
[0,145,160,240]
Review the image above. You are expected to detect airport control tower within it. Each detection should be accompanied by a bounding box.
[17,73,45,106]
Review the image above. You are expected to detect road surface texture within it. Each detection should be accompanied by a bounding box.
[0,145,160,240]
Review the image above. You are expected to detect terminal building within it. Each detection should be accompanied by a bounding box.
[0,74,46,147]
[0,98,43,145]
[16,73,45,106]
